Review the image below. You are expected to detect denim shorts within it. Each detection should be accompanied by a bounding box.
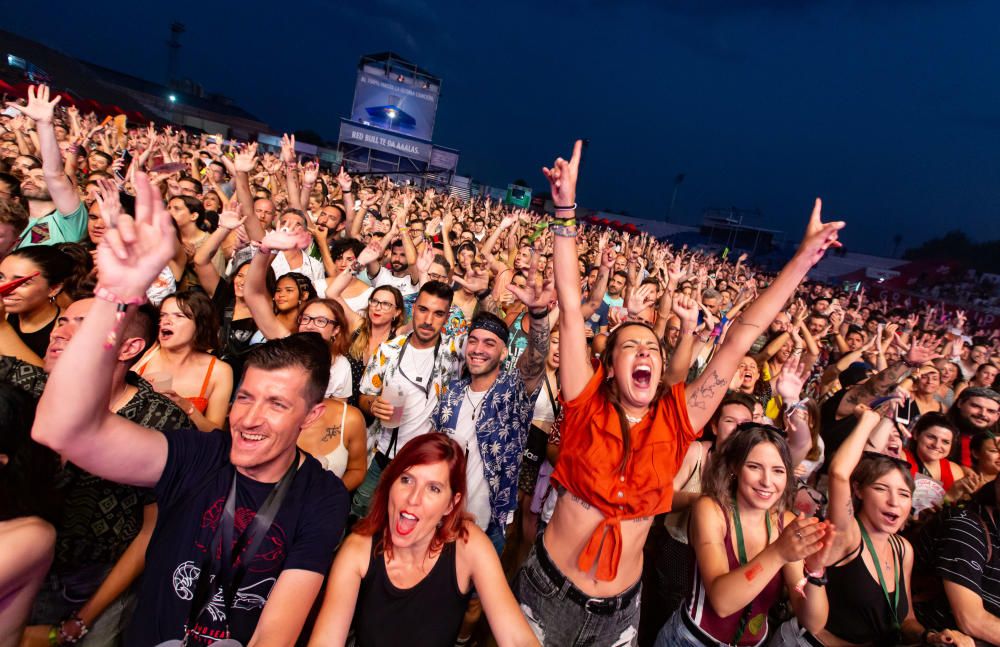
[513,537,641,647]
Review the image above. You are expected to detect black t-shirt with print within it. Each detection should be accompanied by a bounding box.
[126,428,348,646]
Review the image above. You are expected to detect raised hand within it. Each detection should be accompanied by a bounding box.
[233,143,258,173]
[280,133,297,164]
[94,178,123,228]
[795,199,845,267]
[626,283,657,317]
[260,228,311,252]
[772,514,827,564]
[302,160,319,185]
[217,204,246,231]
[667,255,686,284]
[775,352,810,403]
[508,264,556,313]
[416,245,436,276]
[907,333,942,366]
[499,213,518,229]
[356,240,384,267]
[672,293,699,329]
[542,140,582,207]
[453,266,489,294]
[96,172,177,300]
[336,166,352,192]
[6,84,60,124]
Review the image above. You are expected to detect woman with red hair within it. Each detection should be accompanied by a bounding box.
[308,433,538,647]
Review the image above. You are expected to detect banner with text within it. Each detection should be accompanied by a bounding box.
[339,121,433,162]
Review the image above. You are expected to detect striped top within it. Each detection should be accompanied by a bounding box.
[921,504,1000,630]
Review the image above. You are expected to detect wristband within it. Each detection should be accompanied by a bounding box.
[550,225,577,238]
[95,287,149,350]
[553,202,577,211]
[57,613,89,644]
[529,308,549,320]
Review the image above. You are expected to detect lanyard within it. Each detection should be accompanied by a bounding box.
[395,334,441,400]
[182,452,300,643]
[859,521,901,632]
[731,506,772,645]
[543,373,560,419]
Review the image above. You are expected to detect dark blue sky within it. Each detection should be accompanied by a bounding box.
[7,0,999,254]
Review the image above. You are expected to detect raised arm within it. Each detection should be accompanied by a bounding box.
[233,143,266,242]
[192,206,245,297]
[508,258,554,394]
[664,294,699,386]
[686,200,844,430]
[546,140,592,400]
[31,173,172,488]
[8,85,81,215]
[827,407,881,557]
[774,353,814,466]
[581,241,613,320]
[244,239,294,340]
[336,167,357,239]
[280,134,302,211]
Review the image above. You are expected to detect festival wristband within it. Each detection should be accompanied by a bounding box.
[553,202,577,211]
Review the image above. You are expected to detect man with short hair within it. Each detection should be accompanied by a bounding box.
[590,269,627,334]
[354,280,468,517]
[269,209,325,284]
[366,237,418,296]
[5,85,85,248]
[177,176,203,198]
[31,178,348,645]
[947,387,1000,466]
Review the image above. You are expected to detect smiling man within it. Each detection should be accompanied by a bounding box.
[31,175,348,646]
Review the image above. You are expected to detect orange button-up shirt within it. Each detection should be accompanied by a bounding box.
[551,364,698,581]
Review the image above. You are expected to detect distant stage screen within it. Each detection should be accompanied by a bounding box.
[350,72,439,141]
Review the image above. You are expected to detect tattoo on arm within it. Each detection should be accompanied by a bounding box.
[688,369,726,411]
[480,295,500,316]
[518,313,551,385]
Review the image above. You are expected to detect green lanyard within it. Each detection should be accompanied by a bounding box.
[731,507,772,645]
[859,521,901,632]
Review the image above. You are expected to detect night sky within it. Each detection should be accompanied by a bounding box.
[6,0,1000,254]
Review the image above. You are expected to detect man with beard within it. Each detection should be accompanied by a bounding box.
[947,386,1000,466]
[353,281,468,517]
[590,269,627,334]
[366,237,418,296]
[5,86,85,249]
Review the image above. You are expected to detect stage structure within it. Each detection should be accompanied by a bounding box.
[338,53,460,186]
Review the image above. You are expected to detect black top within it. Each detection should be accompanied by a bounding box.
[126,428,349,646]
[211,278,260,381]
[825,528,909,644]
[8,310,58,359]
[354,534,471,647]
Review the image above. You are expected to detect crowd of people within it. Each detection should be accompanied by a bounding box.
[2,83,1000,647]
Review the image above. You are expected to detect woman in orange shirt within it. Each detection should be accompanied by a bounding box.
[510,140,846,645]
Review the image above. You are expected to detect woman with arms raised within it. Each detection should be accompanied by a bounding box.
[308,433,538,647]
[512,139,845,645]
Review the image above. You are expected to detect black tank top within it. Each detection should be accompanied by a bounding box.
[9,310,58,359]
[825,530,908,644]
[354,534,471,647]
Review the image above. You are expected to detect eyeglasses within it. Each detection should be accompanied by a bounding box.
[368,298,396,311]
[427,272,448,283]
[298,314,334,328]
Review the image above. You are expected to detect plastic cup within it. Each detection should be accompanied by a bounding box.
[146,372,173,393]
[383,389,406,428]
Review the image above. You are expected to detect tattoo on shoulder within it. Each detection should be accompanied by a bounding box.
[322,425,341,442]
[570,492,592,510]
[688,369,726,410]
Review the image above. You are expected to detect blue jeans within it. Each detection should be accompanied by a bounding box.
[486,519,507,557]
[513,539,641,647]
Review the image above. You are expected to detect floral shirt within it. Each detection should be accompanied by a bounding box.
[359,332,466,455]
[432,369,541,530]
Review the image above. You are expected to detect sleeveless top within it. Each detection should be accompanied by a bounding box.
[904,448,956,490]
[344,286,375,314]
[354,533,471,647]
[664,442,706,543]
[824,527,909,644]
[9,309,59,359]
[685,508,785,646]
[138,353,216,414]
[317,402,350,477]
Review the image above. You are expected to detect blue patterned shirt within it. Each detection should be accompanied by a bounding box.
[432,368,541,530]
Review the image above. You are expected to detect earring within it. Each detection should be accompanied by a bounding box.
[49,295,57,303]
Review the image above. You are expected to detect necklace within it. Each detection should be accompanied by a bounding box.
[465,390,487,421]
[625,413,644,424]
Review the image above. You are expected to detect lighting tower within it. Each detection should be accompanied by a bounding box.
[166,22,185,86]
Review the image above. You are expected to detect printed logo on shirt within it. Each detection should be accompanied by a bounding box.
[29,222,51,244]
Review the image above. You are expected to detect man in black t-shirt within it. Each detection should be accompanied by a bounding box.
[31,176,349,646]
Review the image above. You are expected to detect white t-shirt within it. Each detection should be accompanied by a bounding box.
[271,251,326,285]
[377,345,438,457]
[450,388,491,530]
[325,354,354,400]
[368,268,418,297]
